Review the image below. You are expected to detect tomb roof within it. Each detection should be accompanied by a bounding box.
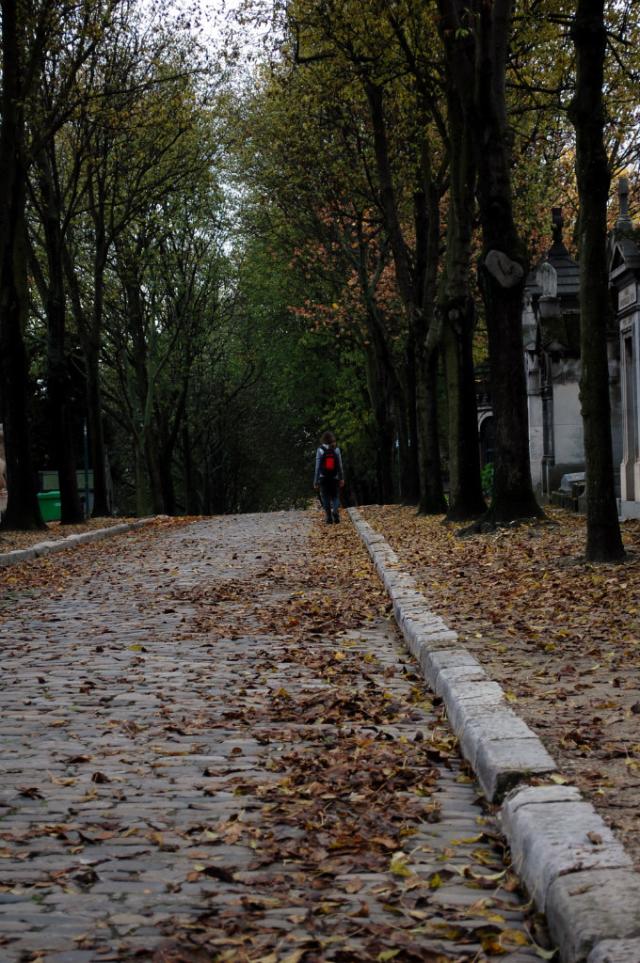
[607,177,640,276]
[526,208,579,300]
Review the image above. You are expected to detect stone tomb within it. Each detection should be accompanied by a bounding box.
[522,208,586,498]
[520,188,640,515]
[608,178,640,518]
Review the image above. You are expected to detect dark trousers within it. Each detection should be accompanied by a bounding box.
[319,479,340,517]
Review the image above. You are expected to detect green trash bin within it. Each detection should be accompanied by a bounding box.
[38,490,62,522]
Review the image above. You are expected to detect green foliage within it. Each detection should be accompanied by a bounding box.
[481,462,494,498]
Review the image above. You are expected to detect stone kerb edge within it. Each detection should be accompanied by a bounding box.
[347,507,557,802]
[501,787,640,961]
[348,507,640,962]
[0,516,157,568]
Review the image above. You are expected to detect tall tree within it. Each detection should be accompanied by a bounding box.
[27,0,120,524]
[64,15,211,516]
[0,0,45,530]
[364,80,446,513]
[1,0,123,529]
[437,0,486,520]
[104,186,221,516]
[471,0,543,524]
[30,137,84,524]
[568,0,625,561]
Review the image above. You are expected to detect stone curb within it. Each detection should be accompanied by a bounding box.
[0,517,157,568]
[348,507,640,963]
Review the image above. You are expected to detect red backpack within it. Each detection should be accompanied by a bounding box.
[320,446,339,478]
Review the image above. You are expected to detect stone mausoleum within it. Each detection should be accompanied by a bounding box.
[609,181,640,517]
[520,180,640,519]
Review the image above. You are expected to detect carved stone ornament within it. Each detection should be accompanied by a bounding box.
[484,250,525,289]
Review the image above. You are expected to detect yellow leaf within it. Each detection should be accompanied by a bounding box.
[451,833,483,845]
[378,952,401,961]
[549,774,569,785]
[388,852,413,877]
[500,929,530,947]
[480,937,505,954]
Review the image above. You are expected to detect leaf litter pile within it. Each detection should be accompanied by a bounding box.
[0,511,551,961]
[362,504,640,869]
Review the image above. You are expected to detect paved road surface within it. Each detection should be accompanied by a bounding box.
[0,513,548,961]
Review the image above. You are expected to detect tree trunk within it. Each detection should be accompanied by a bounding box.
[442,304,486,519]
[395,397,413,504]
[119,249,167,516]
[438,0,486,520]
[360,298,404,503]
[86,246,112,517]
[569,0,624,561]
[36,150,83,524]
[415,345,446,513]
[182,420,200,514]
[144,432,165,515]
[365,81,436,506]
[473,0,542,524]
[85,335,110,517]
[363,341,395,503]
[402,338,421,503]
[354,233,403,503]
[134,442,150,517]
[0,0,44,531]
[63,236,110,519]
[158,378,190,516]
[414,170,446,515]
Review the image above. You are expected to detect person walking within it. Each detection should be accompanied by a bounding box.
[314,431,345,524]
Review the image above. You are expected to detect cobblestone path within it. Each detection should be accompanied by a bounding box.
[0,513,549,962]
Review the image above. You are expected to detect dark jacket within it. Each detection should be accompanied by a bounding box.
[314,445,344,486]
